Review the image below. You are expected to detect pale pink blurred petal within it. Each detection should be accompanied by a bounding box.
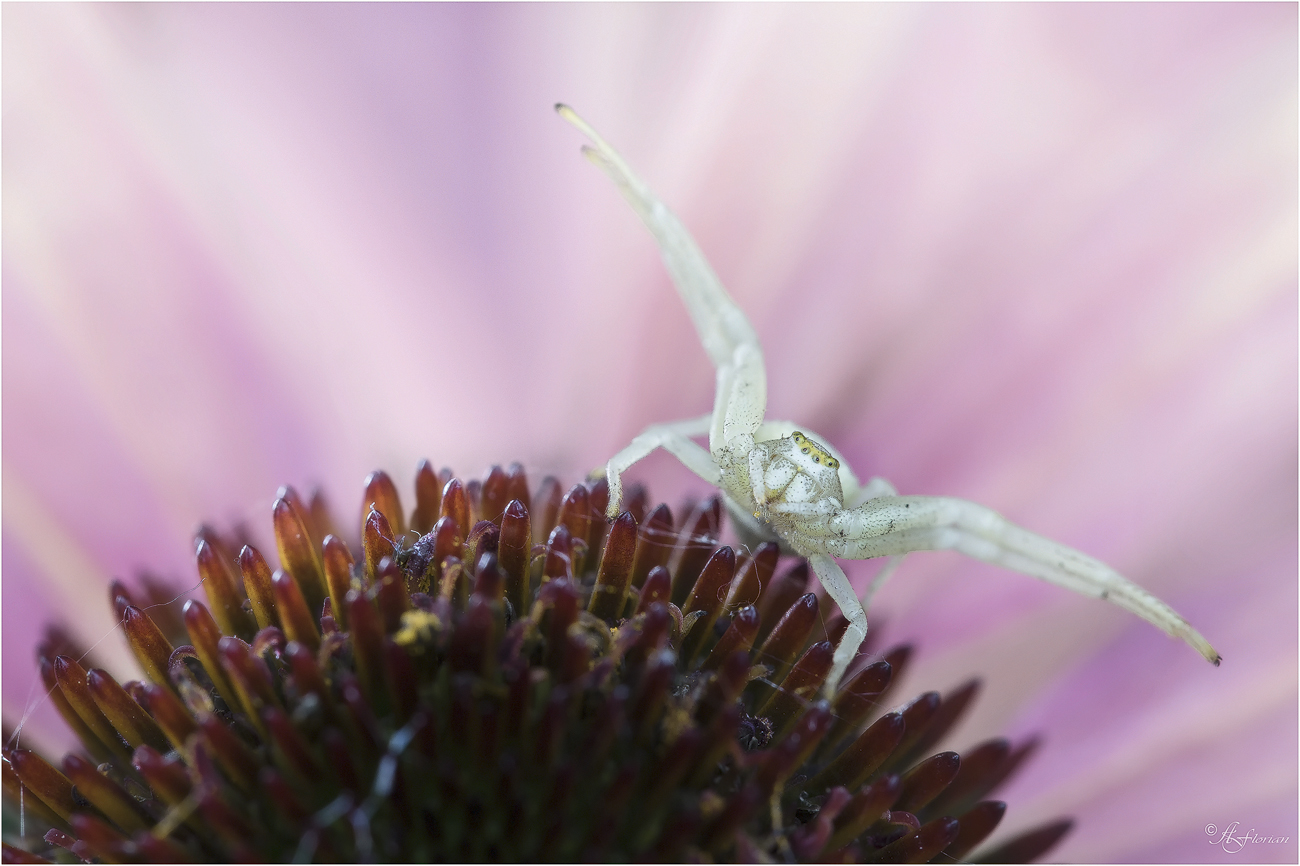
[3,5,1294,861]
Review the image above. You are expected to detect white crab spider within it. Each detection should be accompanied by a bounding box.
[556,104,1221,694]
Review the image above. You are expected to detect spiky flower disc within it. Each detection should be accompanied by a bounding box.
[3,464,1071,863]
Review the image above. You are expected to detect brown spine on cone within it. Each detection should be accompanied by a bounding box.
[362,507,395,585]
[131,745,193,806]
[139,683,198,752]
[272,495,327,617]
[197,716,259,794]
[411,459,443,534]
[51,656,132,764]
[85,667,168,752]
[61,753,149,834]
[679,546,737,663]
[702,604,760,672]
[361,470,406,539]
[587,511,637,622]
[374,556,410,633]
[480,465,510,526]
[272,569,322,652]
[321,534,355,631]
[807,711,906,793]
[195,538,257,640]
[628,504,674,591]
[532,476,562,544]
[238,545,279,631]
[440,478,470,541]
[759,640,835,734]
[120,605,176,693]
[499,500,531,614]
[38,658,112,762]
[6,749,77,822]
[182,599,240,713]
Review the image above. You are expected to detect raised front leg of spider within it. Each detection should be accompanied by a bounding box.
[556,104,1220,695]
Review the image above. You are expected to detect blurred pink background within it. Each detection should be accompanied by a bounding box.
[3,5,1295,862]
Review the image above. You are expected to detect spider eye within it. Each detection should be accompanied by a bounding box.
[801,447,810,454]
[813,456,820,463]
